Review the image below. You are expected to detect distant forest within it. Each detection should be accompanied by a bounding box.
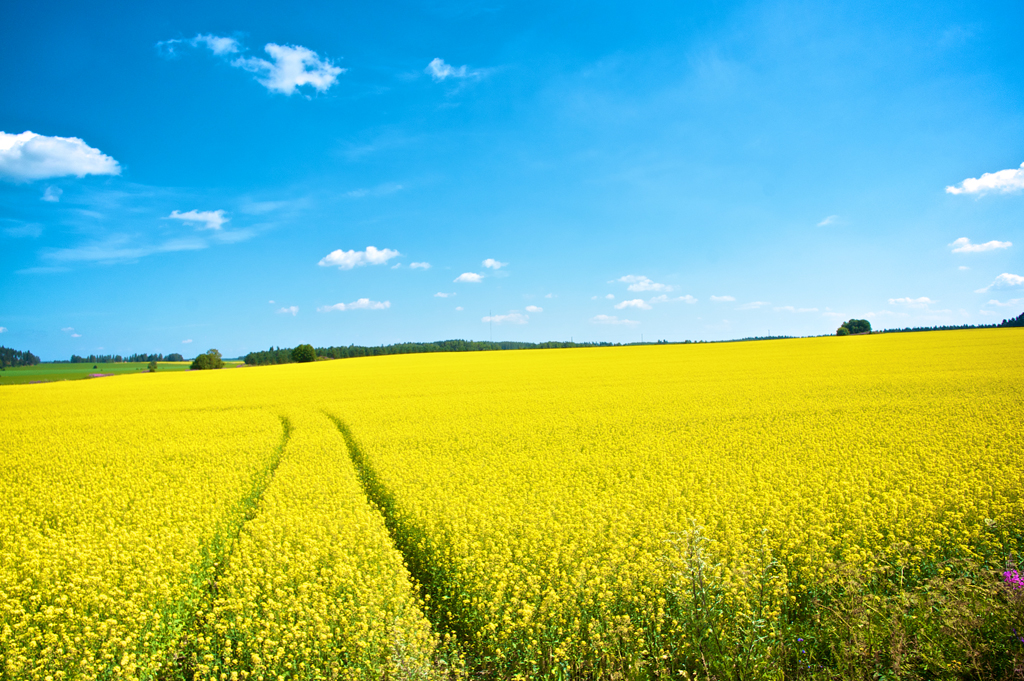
[0,346,41,368]
[879,311,1024,334]
[68,352,185,364]
[244,340,615,366]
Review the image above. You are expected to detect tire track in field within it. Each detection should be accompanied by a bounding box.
[325,412,477,672]
[160,415,292,681]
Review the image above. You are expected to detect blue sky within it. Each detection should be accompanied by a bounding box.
[2,0,1022,360]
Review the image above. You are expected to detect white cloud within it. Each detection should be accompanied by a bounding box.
[482,311,528,324]
[976,273,1024,293]
[182,339,193,344]
[71,333,81,338]
[318,246,400,269]
[61,327,74,332]
[276,306,298,316]
[545,293,555,298]
[482,258,507,270]
[42,186,62,202]
[158,34,241,57]
[591,314,639,326]
[0,131,121,182]
[455,306,464,311]
[167,209,228,231]
[615,298,652,310]
[817,215,839,226]
[710,295,735,302]
[650,294,697,304]
[268,300,275,304]
[985,298,1023,307]
[318,298,391,312]
[889,297,936,308]
[425,58,480,81]
[959,266,970,271]
[454,272,483,283]
[525,305,543,313]
[617,275,672,292]
[0,327,5,333]
[605,294,615,300]
[946,162,1024,195]
[774,306,819,313]
[233,44,344,95]
[410,262,431,269]
[949,237,1012,253]
[737,301,770,310]
[434,292,454,298]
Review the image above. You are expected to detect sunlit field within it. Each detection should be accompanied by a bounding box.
[2,329,1022,679]
[0,361,244,385]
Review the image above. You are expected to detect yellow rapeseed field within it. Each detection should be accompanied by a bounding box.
[1,329,1022,679]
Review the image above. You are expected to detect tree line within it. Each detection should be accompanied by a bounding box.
[69,352,184,363]
[0,346,41,368]
[243,340,616,366]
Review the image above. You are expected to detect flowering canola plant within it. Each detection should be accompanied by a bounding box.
[1,329,1022,678]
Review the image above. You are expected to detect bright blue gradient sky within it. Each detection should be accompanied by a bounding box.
[2,1,1022,359]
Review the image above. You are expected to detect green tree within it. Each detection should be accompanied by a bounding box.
[837,319,871,336]
[148,360,158,373]
[190,349,224,370]
[292,343,316,363]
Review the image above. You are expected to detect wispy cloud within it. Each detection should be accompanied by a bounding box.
[0,327,6,333]
[182,339,193,344]
[817,215,839,226]
[425,58,482,82]
[3,220,42,238]
[233,44,344,95]
[159,34,343,96]
[60,326,81,337]
[454,272,483,283]
[42,186,62,202]
[167,209,228,231]
[984,298,1022,307]
[482,258,507,269]
[737,301,770,310]
[946,162,1024,195]
[948,237,1012,253]
[318,246,400,269]
[616,275,672,292]
[889,296,935,309]
[525,305,543,313]
[774,306,819,312]
[157,34,241,57]
[345,183,403,198]
[650,294,697,304]
[42,235,209,264]
[276,306,298,316]
[975,273,1024,293]
[482,311,528,324]
[710,295,735,302]
[434,292,455,298]
[318,298,390,312]
[410,262,431,269]
[0,131,121,182]
[615,298,652,310]
[591,314,639,326]
[959,266,970,271]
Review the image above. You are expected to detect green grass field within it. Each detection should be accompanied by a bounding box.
[0,361,245,385]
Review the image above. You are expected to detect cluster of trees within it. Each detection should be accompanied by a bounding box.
[836,319,871,336]
[1000,311,1024,327]
[191,349,224,370]
[243,340,616,366]
[0,346,40,368]
[69,353,184,364]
